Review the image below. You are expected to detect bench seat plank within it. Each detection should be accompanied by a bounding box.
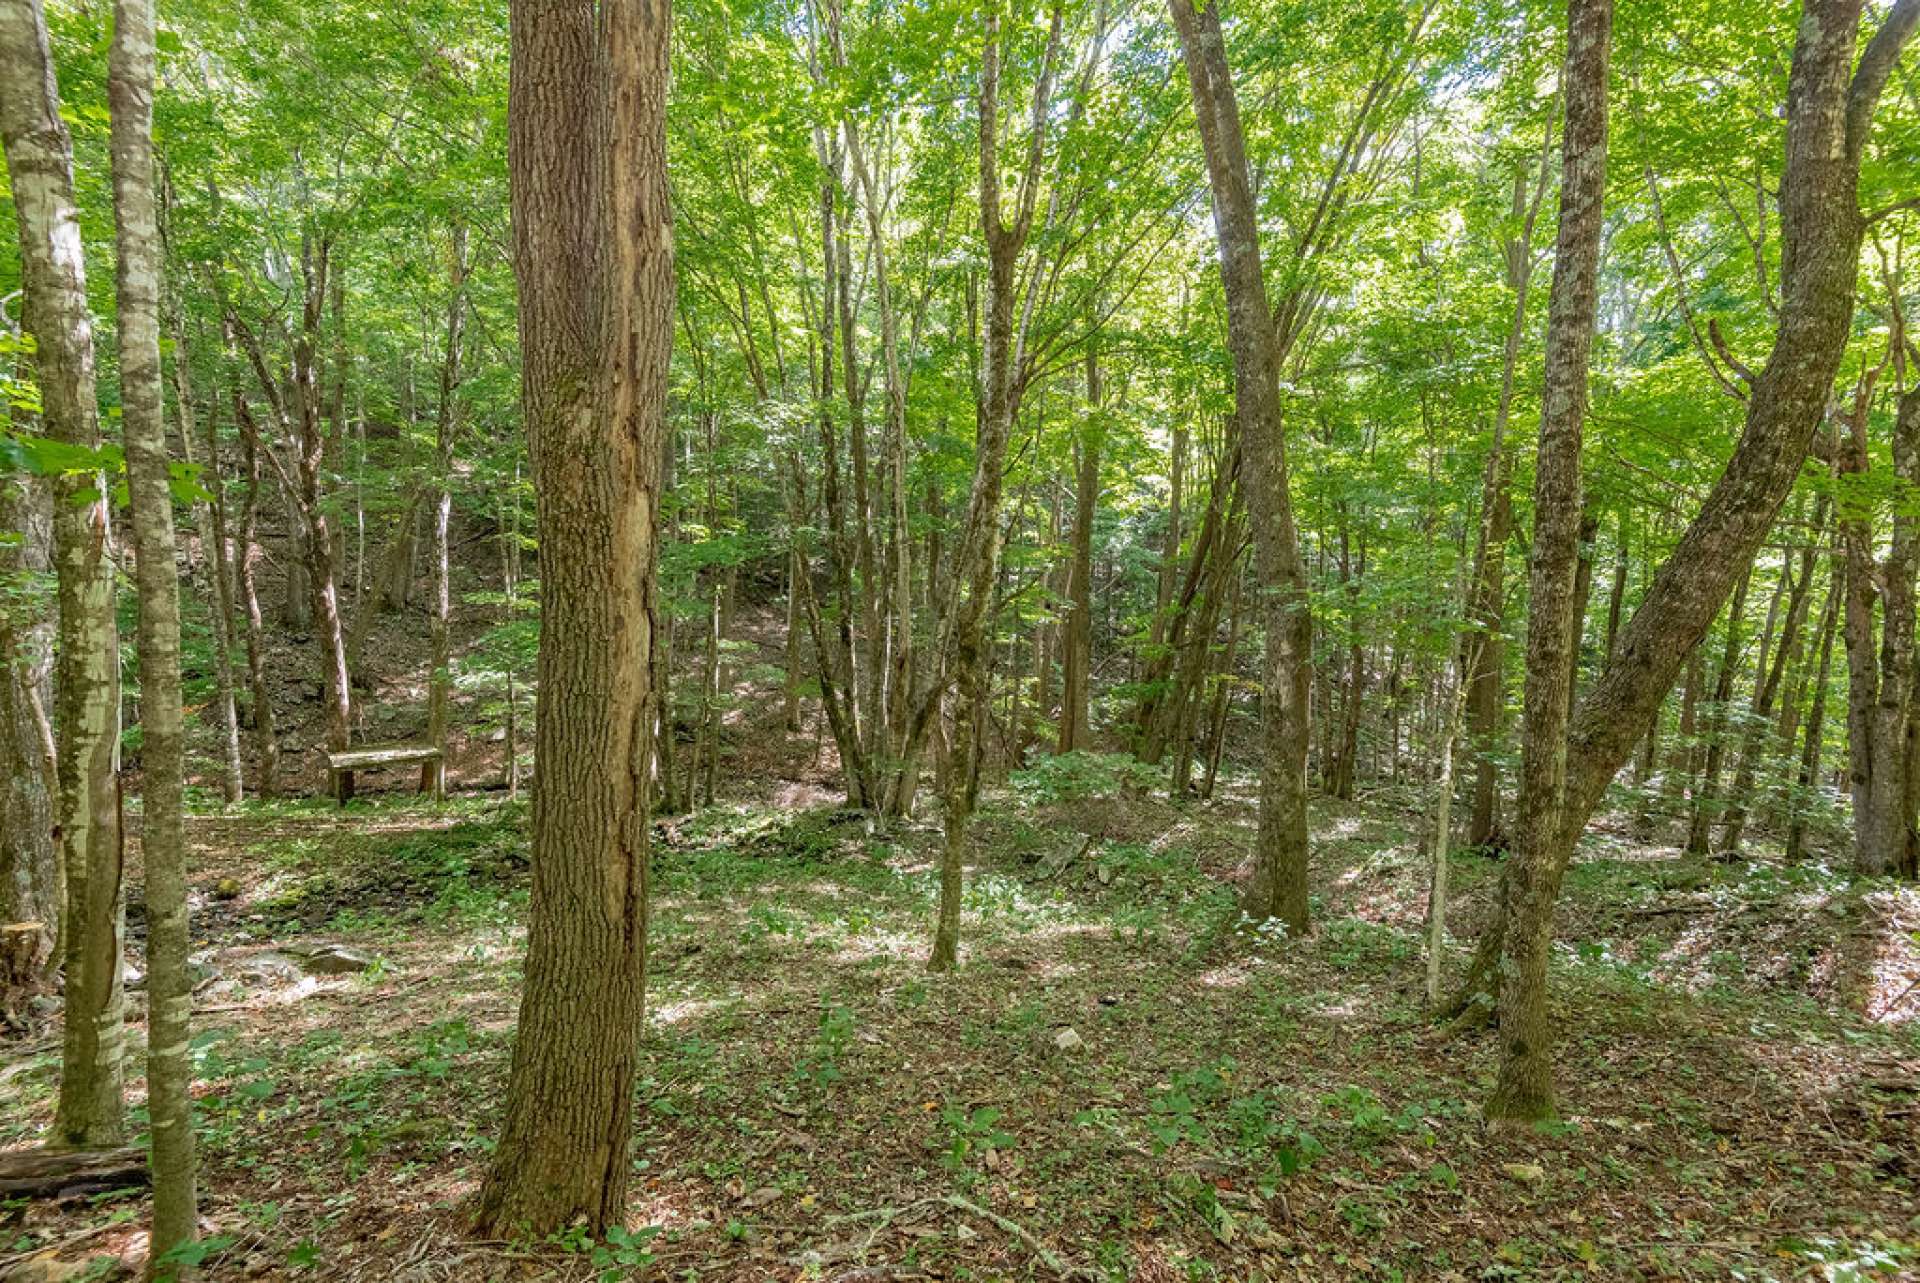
[325,743,446,805]
[326,746,442,770]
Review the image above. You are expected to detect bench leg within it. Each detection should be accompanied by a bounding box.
[337,769,354,806]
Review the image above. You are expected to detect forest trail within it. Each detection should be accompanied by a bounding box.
[5,626,1917,1282]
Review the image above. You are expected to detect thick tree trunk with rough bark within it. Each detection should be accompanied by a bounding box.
[1172,0,1313,935]
[1484,0,1611,1126]
[106,0,197,1252]
[472,0,672,1237]
[0,0,129,1148]
[1485,0,1918,1123]
[501,483,523,801]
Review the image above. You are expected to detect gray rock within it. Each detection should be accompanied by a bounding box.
[235,951,305,983]
[289,942,379,975]
[1052,1026,1086,1053]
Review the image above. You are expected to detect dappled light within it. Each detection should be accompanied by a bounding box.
[2,0,1918,1276]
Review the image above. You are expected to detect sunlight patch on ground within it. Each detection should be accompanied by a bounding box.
[1196,961,1256,990]
[1305,994,1367,1020]
[652,997,724,1028]
[826,929,924,966]
[1322,816,1367,842]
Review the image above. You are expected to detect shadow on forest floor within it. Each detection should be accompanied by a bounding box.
[3,766,1917,1281]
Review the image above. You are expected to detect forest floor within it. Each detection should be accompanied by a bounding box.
[5,622,1920,1281]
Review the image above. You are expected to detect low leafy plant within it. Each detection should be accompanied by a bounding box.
[589,1225,660,1281]
[940,1103,1016,1171]
[792,1004,855,1088]
[1009,751,1162,805]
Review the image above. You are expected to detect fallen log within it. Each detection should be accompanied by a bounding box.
[0,1147,148,1198]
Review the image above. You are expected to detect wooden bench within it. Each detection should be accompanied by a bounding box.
[325,744,443,805]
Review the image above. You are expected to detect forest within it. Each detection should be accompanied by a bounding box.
[0,0,1918,1277]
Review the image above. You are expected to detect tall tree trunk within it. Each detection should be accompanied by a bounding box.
[1685,566,1752,855]
[1787,562,1841,862]
[1484,0,1611,1125]
[228,275,354,771]
[825,60,921,791]
[1136,440,1237,760]
[1152,420,1186,653]
[0,0,129,1148]
[472,0,672,1237]
[693,409,723,808]
[1201,563,1245,801]
[326,273,349,589]
[174,308,243,803]
[1031,486,1060,746]
[1485,0,1917,1123]
[425,223,470,803]
[1058,349,1100,753]
[653,437,680,816]
[1850,379,1920,874]
[784,542,803,733]
[294,262,354,771]
[832,178,885,782]
[1427,578,1476,1008]
[829,57,916,775]
[1162,499,1243,792]
[804,127,876,811]
[928,2,1064,971]
[1326,518,1364,801]
[235,393,279,798]
[1721,529,1819,855]
[0,470,57,1009]
[1172,0,1313,935]
[107,0,196,1251]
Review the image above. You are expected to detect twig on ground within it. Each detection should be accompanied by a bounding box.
[939,1194,1099,1281]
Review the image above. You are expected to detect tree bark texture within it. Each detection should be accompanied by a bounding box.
[0,0,129,1147]
[107,0,198,1252]
[472,0,672,1237]
[1172,0,1313,935]
[1487,0,1917,1122]
[1484,0,1611,1126]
